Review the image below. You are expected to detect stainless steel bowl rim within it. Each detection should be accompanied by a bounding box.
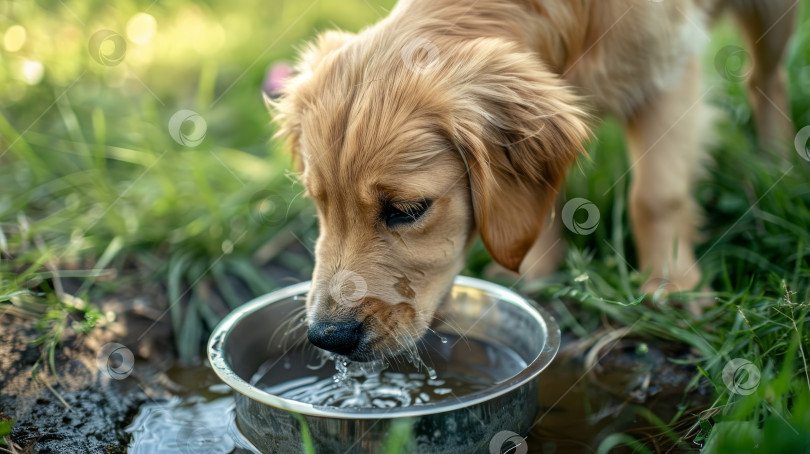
[207,275,560,419]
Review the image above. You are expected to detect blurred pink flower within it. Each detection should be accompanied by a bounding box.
[263,62,293,98]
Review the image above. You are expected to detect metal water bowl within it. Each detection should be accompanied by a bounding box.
[208,276,560,454]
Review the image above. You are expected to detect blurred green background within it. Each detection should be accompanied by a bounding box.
[0,0,404,360]
[1,0,810,452]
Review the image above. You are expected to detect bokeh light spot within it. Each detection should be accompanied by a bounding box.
[21,60,44,85]
[127,13,157,45]
[4,25,27,52]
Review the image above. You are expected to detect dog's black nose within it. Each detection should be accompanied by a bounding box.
[307,320,364,356]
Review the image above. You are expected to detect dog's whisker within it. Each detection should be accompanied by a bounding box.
[271,305,309,351]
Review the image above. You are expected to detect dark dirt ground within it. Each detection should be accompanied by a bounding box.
[0,315,146,453]
[0,264,301,453]
[0,285,182,454]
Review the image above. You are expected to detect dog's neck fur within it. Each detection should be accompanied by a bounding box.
[388,0,587,73]
[384,0,714,116]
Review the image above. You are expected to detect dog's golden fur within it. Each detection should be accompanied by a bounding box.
[275,0,796,360]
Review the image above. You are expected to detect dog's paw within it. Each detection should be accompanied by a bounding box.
[642,277,715,316]
[641,277,688,297]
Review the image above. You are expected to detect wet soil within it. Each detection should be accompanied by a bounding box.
[0,254,305,453]
[0,316,148,453]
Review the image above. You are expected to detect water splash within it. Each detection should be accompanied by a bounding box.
[255,334,526,409]
[404,351,437,380]
[266,354,423,408]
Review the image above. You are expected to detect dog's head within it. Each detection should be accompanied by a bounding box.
[274,27,589,361]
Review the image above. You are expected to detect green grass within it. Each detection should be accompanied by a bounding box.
[1,0,809,452]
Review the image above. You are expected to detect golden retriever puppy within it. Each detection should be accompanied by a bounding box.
[274,0,795,360]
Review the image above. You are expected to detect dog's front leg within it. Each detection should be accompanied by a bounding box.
[517,200,565,281]
[625,56,704,298]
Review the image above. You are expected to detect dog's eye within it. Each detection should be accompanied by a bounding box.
[382,199,432,228]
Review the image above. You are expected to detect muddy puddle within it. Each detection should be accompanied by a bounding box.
[127,341,708,453]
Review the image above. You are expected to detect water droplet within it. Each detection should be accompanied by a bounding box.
[428,328,448,344]
[426,367,437,380]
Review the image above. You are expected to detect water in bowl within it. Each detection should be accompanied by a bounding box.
[251,332,528,409]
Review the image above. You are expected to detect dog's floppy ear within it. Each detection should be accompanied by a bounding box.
[272,30,355,164]
[449,39,591,272]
